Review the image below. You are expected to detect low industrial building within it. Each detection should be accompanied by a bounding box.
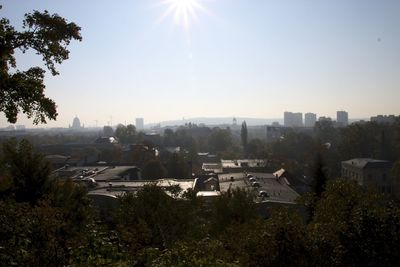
[88,179,197,209]
[342,158,394,194]
[201,159,269,173]
[54,165,141,181]
[218,172,300,203]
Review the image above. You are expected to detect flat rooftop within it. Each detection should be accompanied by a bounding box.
[218,172,299,203]
[91,179,195,199]
[54,166,139,181]
[221,159,267,169]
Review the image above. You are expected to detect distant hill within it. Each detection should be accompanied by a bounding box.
[146,117,283,128]
[146,117,368,128]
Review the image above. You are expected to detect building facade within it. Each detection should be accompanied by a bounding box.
[135,118,144,131]
[371,115,398,124]
[284,112,303,127]
[70,116,84,130]
[337,111,349,126]
[342,158,394,195]
[304,113,317,128]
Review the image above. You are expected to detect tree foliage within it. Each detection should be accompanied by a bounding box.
[208,127,233,153]
[0,8,81,123]
[142,159,167,180]
[308,178,400,266]
[0,139,52,204]
[2,121,400,265]
[241,121,248,154]
[166,152,190,179]
[115,124,136,144]
[103,126,114,136]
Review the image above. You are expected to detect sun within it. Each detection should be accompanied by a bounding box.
[160,0,205,29]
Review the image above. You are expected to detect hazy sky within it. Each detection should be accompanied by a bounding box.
[1,0,400,127]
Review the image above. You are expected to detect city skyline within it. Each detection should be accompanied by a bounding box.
[1,0,400,127]
[4,110,387,129]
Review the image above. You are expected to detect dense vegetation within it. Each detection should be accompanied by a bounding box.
[3,118,400,181]
[0,7,81,124]
[1,139,400,266]
[2,7,400,266]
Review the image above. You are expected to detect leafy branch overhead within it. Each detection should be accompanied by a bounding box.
[0,8,81,124]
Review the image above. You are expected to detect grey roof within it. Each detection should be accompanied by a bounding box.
[91,179,195,199]
[218,172,299,203]
[221,159,267,168]
[273,168,286,178]
[94,166,138,181]
[342,158,392,169]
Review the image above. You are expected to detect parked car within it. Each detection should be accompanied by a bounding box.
[249,177,257,183]
[251,181,261,188]
[259,191,269,198]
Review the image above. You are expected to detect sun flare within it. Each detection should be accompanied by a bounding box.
[160,0,205,29]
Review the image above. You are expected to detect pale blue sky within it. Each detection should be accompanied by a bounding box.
[1,0,400,127]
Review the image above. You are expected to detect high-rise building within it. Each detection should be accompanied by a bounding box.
[284,112,303,127]
[318,116,332,122]
[136,118,144,130]
[304,113,317,128]
[371,115,397,124]
[337,111,349,126]
[283,112,291,127]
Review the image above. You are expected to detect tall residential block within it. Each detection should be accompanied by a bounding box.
[304,113,317,128]
[337,111,349,126]
[136,118,144,130]
[371,115,397,124]
[284,111,303,127]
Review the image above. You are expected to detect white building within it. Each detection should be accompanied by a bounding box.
[337,111,349,127]
[371,115,397,124]
[284,112,303,127]
[135,118,144,130]
[304,113,317,128]
[342,158,395,195]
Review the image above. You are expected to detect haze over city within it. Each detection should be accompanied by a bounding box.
[3,1,400,265]
[1,0,400,127]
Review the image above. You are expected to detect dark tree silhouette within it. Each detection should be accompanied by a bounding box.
[103,126,114,136]
[166,153,190,179]
[0,8,81,123]
[311,153,327,199]
[304,152,328,222]
[0,139,52,204]
[142,160,166,180]
[241,121,248,155]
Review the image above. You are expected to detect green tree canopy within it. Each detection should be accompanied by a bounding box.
[241,121,248,154]
[103,125,114,136]
[0,8,81,123]
[309,178,400,266]
[208,128,233,153]
[142,159,167,180]
[166,152,190,179]
[0,139,52,204]
[115,124,136,144]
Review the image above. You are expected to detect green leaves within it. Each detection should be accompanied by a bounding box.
[142,160,167,180]
[0,9,81,124]
[241,121,248,155]
[22,10,82,76]
[0,139,53,204]
[1,67,57,124]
